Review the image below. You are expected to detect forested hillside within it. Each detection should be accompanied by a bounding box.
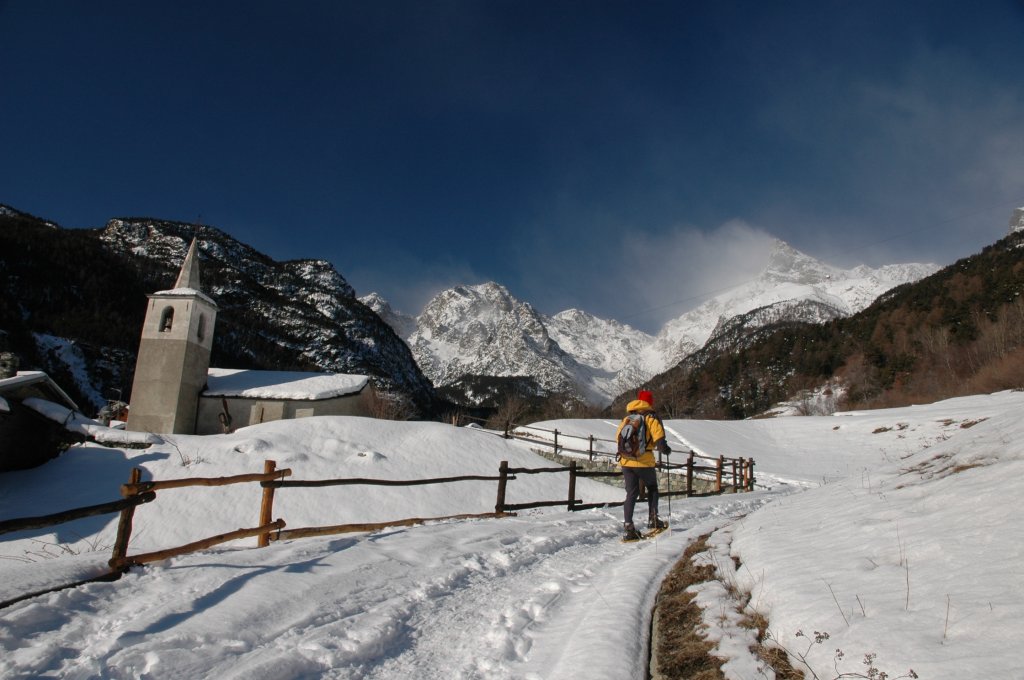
[0,209,145,409]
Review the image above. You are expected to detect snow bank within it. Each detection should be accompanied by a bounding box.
[731,392,1024,679]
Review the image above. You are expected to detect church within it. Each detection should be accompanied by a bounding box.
[126,239,372,435]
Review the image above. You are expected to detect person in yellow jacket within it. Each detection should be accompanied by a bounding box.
[616,389,671,540]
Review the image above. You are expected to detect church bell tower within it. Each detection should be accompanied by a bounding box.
[127,238,218,434]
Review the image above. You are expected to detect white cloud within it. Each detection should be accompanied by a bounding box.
[347,252,488,317]
[617,219,777,327]
[513,218,777,334]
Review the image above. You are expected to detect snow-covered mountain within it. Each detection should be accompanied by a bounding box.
[544,308,664,401]
[653,240,937,368]
[405,283,606,403]
[373,240,937,407]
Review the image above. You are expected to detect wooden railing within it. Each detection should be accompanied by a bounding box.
[1,444,756,608]
[110,463,293,567]
[262,466,508,543]
[499,422,756,493]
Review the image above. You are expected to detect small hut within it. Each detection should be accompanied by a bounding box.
[0,363,83,471]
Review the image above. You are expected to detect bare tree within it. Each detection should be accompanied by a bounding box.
[366,387,417,421]
[488,393,531,430]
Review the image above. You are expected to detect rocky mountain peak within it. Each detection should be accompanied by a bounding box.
[762,239,839,285]
[360,292,417,339]
[407,282,585,403]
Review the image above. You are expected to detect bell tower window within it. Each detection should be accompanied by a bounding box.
[160,306,174,332]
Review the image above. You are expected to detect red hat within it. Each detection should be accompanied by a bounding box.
[637,389,653,405]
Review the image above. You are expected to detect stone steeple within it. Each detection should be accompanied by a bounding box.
[174,238,202,290]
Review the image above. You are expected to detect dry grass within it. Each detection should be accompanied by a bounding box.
[898,449,994,488]
[652,534,726,680]
[737,609,804,679]
[653,535,807,680]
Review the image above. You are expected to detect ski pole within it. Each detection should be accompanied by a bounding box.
[666,452,671,518]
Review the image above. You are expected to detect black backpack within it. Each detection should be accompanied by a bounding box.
[617,413,648,459]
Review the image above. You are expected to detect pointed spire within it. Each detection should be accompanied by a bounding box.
[174,239,202,290]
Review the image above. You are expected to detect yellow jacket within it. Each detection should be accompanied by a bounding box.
[616,399,667,468]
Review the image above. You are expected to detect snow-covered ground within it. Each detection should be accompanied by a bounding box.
[2,391,1023,679]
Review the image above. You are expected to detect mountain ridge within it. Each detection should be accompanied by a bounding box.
[363,239,938,406]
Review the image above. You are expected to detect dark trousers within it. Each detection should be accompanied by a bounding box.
[623,466,659,526]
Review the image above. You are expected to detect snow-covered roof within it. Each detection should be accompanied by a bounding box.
[203,368,369,400]
[0,370,49,390]
[0,371,79,410]
[151,287,218,306]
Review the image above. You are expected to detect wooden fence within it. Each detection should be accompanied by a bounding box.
[1,446,755,608]
[493,421,756,494]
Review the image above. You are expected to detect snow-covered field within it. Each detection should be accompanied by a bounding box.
[2,391,1023,679]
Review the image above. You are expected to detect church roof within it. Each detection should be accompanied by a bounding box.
[203,368,369,400]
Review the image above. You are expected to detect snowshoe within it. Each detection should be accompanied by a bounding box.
[647,516,668,531]
[643,524,668,539]
[621,523,644,543]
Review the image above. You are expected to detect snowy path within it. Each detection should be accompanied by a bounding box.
[2,494,773,680]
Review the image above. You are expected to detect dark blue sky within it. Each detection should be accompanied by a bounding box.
[3,1,1023,332]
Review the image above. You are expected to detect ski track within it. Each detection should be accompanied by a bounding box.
[1,496,772,680]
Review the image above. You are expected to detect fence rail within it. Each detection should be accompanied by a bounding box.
[268,474,503,488]
[500,420,729,470]
[0,493,156,536]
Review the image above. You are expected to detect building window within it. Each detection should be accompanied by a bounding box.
[160,307,174,332]
[197,314,206,341]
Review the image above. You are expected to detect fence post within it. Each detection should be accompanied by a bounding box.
[109,467,142,569]
[257,459,278,548]
[588,435,594,462]
[738,457,746,491]
[747,459,756,491]
[567,460,577,511]
[716,455,724,493]
[495,460,509,513]
[685,452,694,496]
[553,429,559,454]
[732,458,739,489]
